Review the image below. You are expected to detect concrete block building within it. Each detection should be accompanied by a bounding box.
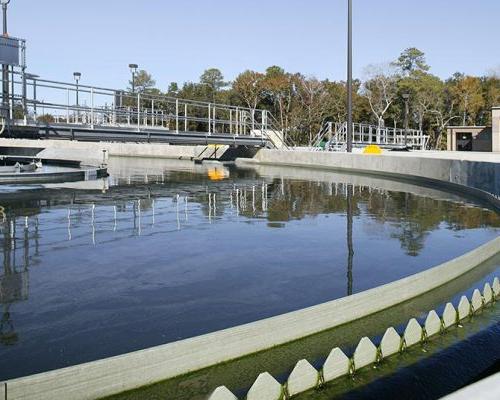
[447,107,500,152]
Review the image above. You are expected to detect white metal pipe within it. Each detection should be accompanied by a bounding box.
[176,98,179,133]
[66,88,70,123]
[137,93,140,132]
[90,87,94,129]
[208,104,211,135]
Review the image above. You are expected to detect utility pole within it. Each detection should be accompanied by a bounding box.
[346,0,353,153]
[403,93,410,148]
[129,63,138,93]
[1,0,10,119]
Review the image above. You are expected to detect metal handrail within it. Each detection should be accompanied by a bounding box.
[319,122,429,150]
[3,73,290,148]
[11,72,265,113]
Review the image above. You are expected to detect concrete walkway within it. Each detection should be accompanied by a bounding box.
[441,372,500,400]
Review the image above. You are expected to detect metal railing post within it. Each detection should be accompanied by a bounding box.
[208,103,211,135]
[184,103,187,132]
[212,106,215,134]
[235,107,239,136]
[137,92,140,132]
[175,98,179,133]
[33,78,37,121]
[90,87,94,129]
[9,66,14,120]
[251,108,255,135]
[66,88,70,123]
[151,99,155,126]
[21,67,27,125]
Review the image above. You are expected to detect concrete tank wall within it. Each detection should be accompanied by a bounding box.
[243,149,500,202]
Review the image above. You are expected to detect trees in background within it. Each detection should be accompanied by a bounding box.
[232,70,265,110]
[129,70,156,93]
[127,50,499,148]
[362,64,398,128]
[448,73,485,126]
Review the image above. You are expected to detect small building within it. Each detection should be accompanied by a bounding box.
[447,106,500,152]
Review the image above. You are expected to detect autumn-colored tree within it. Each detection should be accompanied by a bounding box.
[449,73,484,125]
[233,70,265,110]
[262,66,295,133]
[293,75,328,144]
[480,75,500,125]
[119,47,497,148]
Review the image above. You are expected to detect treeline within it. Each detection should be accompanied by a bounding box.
[132,48,499,148]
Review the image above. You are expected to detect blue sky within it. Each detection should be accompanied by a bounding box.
[9,0,500,90]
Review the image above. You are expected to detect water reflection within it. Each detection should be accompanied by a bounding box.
[0,218,31,346]
[347,184,354,296]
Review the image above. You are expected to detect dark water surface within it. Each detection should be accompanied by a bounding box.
[0,158,498,380]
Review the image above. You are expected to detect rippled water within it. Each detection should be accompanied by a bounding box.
[0,158,498,380]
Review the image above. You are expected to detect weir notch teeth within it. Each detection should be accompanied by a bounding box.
[442,303,457,329]
[471,289,483,312]
[208,386,238,400]
[287,359,319,396]
[458,296,471,320]
[353,337,378,371]
[247,372,282,400]
[322,347,350,383]
[380,327,401,358]
[404,318,423,347]
[424,310,441,337]
[483,283,493,304]
[492,277,500,297]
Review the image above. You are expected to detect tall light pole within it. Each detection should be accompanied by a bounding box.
[1,0,10,119]
[402,93,410,148]
[346,0,353,153]
[73,72,81,122]
[73,72,81,106]
[129,63,138,93]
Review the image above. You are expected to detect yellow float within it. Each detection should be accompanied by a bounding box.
[363,145,383,155]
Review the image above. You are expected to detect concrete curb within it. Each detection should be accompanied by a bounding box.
[441,371,500,400]
[209,276,500,399]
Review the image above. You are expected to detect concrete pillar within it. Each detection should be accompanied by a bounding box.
[492,107,500,152]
